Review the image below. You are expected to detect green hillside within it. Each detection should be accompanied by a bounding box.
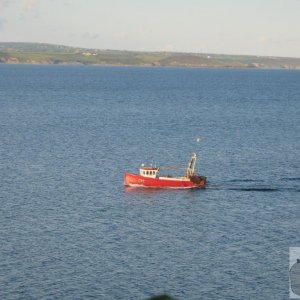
[0,42,299,69]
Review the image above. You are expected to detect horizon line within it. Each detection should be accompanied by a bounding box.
[1,41,300,60]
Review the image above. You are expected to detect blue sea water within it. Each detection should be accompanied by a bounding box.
[0,65,299,300]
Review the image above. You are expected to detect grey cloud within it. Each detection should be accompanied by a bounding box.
[82,32,100,40]
[0,0,13,7]
[0,16,6,29]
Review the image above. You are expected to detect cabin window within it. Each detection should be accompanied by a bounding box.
[143,171,146,175]
[146,171,149,175]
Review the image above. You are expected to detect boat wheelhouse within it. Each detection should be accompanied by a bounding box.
[139,166,159,178]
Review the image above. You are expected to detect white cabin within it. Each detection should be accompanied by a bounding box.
[139,166,159,178]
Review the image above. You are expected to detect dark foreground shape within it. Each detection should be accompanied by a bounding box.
[148,295,176,300]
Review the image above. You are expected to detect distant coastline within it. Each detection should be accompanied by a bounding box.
[1,42,300,69]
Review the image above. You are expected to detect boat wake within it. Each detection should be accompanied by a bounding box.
[227,187,279,192]
[281,177,300,181]
[227,179,261,183]
[206,177,300,193]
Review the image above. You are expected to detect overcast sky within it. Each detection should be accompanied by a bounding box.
[0,0,299,57]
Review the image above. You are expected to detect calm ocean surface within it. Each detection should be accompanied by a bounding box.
[0,65,299,299]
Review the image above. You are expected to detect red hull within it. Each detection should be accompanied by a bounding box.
[124,172,206,189]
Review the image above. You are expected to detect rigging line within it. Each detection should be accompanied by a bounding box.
[159,165,187,170]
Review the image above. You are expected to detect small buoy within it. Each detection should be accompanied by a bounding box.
[196,138,201,142]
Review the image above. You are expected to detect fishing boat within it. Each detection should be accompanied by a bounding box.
[124,153,206,189]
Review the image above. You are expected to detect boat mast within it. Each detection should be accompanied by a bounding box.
[185,153,197,177]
